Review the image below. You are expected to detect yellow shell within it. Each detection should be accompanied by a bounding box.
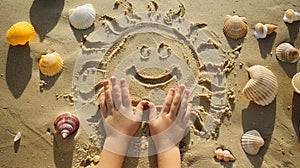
[6,21,35,46]
[39,51,63,76]
[223,15,248,40]
[242,65,278,106]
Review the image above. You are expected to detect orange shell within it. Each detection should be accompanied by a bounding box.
[39,51,63,76]
[6,21,35,46]
[223,15,248,40]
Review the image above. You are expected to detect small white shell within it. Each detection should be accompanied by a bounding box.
[276,43,300,63]
[242,65,278,106]
[69,4,96,30]
[14,132,21,142]
[214,147,236,162]
[241,130,264,155]
[292,72,300,94]
[283,9,300,23]
[254,23,277,39]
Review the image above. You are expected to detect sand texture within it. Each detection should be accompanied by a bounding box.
[0,0,300,168]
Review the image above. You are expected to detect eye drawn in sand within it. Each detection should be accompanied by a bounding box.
[72,1,229,156]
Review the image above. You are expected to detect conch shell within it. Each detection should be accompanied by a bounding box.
[214,147,236,162]
[39,51,63,76]
[6,21,35,46]
[223,15,248,40]
[292,72,300,94]
[241,130,264,155]
[254,23,278,39]
[283,9,300,23]
[242,65,278,106]
[276,43,300,63]
[69,4,96,30]
[54,112,80,138]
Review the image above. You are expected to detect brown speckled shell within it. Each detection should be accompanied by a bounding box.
[54,112,80,138]
[223,15,248,40]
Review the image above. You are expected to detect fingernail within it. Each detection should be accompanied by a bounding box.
[169,88,175,94]
[148,103,154,108]
[111,76,116,82]
[103,80,109,85]
[184,89,190,95]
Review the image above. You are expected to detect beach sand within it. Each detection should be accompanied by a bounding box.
[0,0,300,167]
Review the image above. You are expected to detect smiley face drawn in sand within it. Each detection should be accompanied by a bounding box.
[73,1,227,156]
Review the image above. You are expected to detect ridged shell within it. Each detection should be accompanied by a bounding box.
[241,130,264,155]
[254,23,278,39]
[242,65,278,106]
[54,112,80,138]
[69,4,96,30]
[292,72,300,94]
[214,147,236,162]
[39,51,63,76]
[283,9,300,23]
[6,21,35,46]
[276,43,300,63]
[223,15,248,40]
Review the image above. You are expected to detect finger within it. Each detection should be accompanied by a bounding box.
[135,101,146,121]
[177,89,190,120]
[182,103,193,126]
[111,76,122,109]
[99,93,107,117]
[104,79,113,111]
[148,103,158,121]
[161,88,175,114]
[169,85,185,119]
[120,78,131,107]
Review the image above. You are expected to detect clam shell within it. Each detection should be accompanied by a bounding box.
[54,112,80,138]
[292,72,300,94]
[242,65,278,106]
[241,130,264,155]
[214,147,236,162]
[276,43,300,63]
[69,4,96,30]
[254,23,277,39]
[223,15,248,40]
[283,9,300,23]
[39,51,63,76]
[6,21,35,46]
[14,132,21,142]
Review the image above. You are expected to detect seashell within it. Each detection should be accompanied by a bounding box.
[242,65,278,106]
[14,132,21,142]
[254,23,278,39]
[283,9,300,23]
[6,21,35,46]
[54,112,80,138]
[241,130,264,155]
[214,147,236,162]
[292,72,300,94]
[276,43,300,63]
[39,51,63,76]
[69,4,96,30]
[223,15,248,40]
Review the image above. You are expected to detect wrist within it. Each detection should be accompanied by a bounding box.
[103,135,131,155]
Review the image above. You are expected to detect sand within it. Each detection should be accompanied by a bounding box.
[0,0,300,167]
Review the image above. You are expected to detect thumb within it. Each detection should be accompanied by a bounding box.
[148,103,158,121]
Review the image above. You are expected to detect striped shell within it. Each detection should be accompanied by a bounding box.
[276,43,300,63]
[254,23,278,39]
[283,9,300,23]
[6,21,35,46]
[223,15,248,40]
[69,4,96,30]
[242,65,278,106]
[39,51,63,76]
[214,147,236,162]
[54,112,80,138]
[241,130,264,155]
[292,72,300,94]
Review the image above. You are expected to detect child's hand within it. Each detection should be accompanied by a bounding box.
[148,85,192,153]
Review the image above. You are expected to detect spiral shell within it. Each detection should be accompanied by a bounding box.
[54,112,80,138]
[39,51,63,76]
[6,21,35,46]
[242,65,278,106]
[283,9,300,23]
[276,43,300,63]
[241,130,264,155]
[254,23,278,39]
[69,4,96,30]
[214,147,236,162]
[223,15,248,40]
[292,72,300,94]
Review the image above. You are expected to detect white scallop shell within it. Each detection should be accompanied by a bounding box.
[254,23,277,39]
[69,4,96,30]
[276,43,300,63]
[14,132,21,142]
[283,9,300,23]
[242,65,278,106]
[292,72,300,94]
[241,130,264,155]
